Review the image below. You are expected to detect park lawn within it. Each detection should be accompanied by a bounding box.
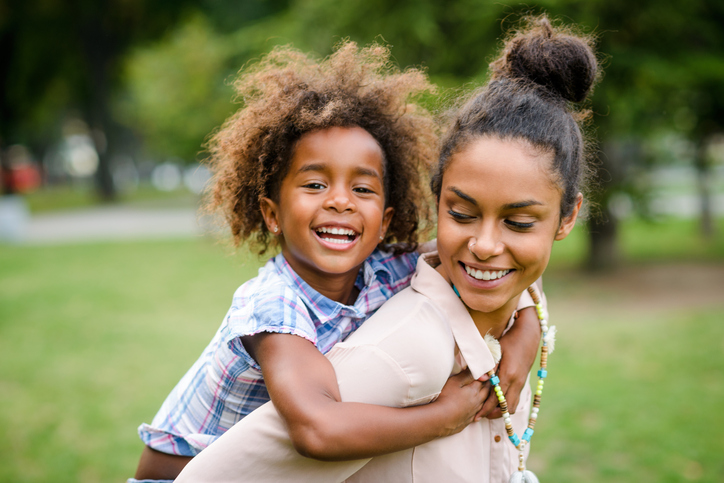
[0,239,258,482]
[528,307,724,482]
[1,219,723,482]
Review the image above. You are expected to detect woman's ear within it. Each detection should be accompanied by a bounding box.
[555,193,583,241]
[260,197,281,235]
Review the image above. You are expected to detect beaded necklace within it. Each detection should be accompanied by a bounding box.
[452,284,554,483]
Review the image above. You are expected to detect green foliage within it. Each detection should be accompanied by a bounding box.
[116,14,237,161]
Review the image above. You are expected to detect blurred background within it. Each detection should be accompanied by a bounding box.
[0,1,722,482]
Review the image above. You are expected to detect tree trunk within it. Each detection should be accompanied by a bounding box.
[694,145,715,238]
[587,204,619,271]
[584,141,635,272]
[78,14,118,202]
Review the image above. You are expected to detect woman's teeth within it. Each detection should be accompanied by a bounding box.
[464,265,511,281]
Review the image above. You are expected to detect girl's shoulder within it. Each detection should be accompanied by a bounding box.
[366,247,420,283]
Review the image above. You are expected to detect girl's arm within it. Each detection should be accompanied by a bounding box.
[242,332,489,461]
[479,305,540,418]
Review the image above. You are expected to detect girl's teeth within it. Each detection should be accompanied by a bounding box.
[464,265,511,281]
[321,237,352,244]
[317,227,356,236]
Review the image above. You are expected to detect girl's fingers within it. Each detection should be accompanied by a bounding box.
[452,369,475,386]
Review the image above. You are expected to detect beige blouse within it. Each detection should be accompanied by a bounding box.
[176,253,543,483]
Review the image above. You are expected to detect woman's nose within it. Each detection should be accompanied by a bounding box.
[469,225,504,260]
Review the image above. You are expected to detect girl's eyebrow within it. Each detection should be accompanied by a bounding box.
[297,163,382,180]
[447,187,543,209]
[296,163,327,174]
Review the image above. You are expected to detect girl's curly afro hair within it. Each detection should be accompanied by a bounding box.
[205,40,438,255]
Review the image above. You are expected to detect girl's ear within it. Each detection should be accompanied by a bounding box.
[379,207,394,240]
[260,197,282,235]
[555,193,583,241]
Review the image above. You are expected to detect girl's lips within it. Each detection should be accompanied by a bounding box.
[313,227,360,251]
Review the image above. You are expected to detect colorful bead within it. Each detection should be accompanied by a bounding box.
[487,284,553,470]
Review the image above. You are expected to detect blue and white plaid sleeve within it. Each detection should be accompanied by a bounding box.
[224,282,318,369]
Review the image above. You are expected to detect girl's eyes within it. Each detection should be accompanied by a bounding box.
[302,182,326,190]
[301,183,378,195]
[353,186,376,194]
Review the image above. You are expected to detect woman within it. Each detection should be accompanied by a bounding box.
[176,15,599,483]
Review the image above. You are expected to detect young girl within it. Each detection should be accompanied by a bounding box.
[174,15,599,483]
[133,41,544,481]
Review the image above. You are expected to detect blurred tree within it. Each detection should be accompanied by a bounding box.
[0,0,199,199]
[81,0,724,268]
[545,0,724,266]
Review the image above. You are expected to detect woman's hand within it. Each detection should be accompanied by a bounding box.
[432,370,491,436]
[479,305,540,419]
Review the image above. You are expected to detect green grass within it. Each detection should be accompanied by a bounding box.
[528,308,724,482]
[548,217,724,269]
[22,184,199,213]
[1,219,723,481]
[0,240,262,482]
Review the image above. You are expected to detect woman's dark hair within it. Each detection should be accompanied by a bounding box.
[206,41,438,254]
[431,16,600,219]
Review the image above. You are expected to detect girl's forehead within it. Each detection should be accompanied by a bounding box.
[289,126,386,176]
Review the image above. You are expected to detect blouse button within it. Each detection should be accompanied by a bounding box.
[494,435,501,443]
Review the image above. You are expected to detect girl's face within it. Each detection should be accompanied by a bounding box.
[261,126,393,287]
[436,135,580,318]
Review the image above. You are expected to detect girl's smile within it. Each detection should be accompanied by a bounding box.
[261,126,394,303]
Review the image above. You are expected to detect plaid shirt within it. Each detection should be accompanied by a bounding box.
[138,248,419,456]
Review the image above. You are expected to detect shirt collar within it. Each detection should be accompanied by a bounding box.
[410,252,498,380]
[272,252,390,324]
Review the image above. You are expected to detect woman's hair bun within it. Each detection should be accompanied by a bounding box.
[490,16,598,103]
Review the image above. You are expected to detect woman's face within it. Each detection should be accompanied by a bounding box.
[436,135,580,317]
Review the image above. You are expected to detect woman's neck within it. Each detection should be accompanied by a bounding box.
[466,298,520,340]
[434,262,519,340]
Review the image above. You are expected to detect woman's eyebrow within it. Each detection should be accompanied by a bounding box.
[447,186,477,205]
[502,200,543,210]
[448,187,544,210]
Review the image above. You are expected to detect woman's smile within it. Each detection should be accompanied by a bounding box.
[436,135,579,326]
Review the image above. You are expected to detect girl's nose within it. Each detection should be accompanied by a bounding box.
[323,188,355,213]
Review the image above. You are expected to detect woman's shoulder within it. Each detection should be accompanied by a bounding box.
[329,287,456,406]
[347,286,451,346]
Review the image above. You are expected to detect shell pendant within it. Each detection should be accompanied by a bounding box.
[508,470,540,483]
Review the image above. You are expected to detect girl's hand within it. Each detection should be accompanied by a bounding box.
[479,305,540,419]
[432,370,490,436]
